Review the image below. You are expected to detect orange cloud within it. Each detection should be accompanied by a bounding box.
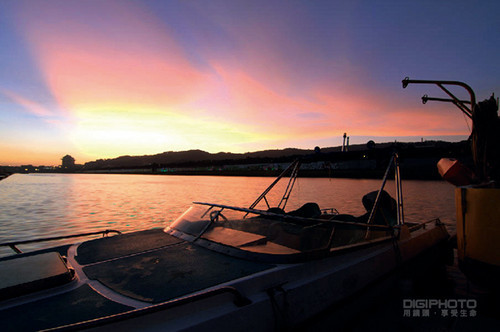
[0,144,54,166]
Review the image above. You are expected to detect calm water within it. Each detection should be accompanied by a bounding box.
[0,174,457,257]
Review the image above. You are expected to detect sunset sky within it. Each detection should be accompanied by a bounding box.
[1,0,499,166]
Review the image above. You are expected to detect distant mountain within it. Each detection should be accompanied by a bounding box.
[82,148,326,170]
[81,140,464,171]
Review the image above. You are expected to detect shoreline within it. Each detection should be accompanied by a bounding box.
[10,169,443,181]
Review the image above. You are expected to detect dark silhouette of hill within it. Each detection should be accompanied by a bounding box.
[83,148,334,170]
[3,140,472,179]
[81,141,467,173]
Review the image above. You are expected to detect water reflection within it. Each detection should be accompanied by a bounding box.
[0,174,456,257]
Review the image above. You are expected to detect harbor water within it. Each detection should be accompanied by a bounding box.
[0,173,456,257]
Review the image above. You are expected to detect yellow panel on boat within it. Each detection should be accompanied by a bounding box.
[202,227,267,247]
[455,188,500,266]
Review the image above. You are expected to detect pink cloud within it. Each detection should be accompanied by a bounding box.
[16,1,208,112]
[0,89,54,117]
[310,85,471,139]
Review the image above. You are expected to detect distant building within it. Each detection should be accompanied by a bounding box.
[61,155,75,170]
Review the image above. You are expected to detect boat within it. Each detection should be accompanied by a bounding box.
[403,77,500,291]
[0,153,451,331]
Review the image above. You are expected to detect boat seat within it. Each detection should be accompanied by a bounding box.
[0,252,75,300]
[287,202,322,219]
[362,190,397,226]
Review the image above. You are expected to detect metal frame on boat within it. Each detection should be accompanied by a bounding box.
[0,153,451,331]
[403,77,500,290]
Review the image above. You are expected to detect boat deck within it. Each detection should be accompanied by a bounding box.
[0,284,132,331]
[83,242,273,303]
[0,229,275,331]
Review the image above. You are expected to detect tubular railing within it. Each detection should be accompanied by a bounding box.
[366,153,404,226]
[0,229,122,254]
[194,202,393,231]
[247,159,301,213]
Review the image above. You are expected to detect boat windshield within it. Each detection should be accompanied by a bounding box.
[166,203,378,255]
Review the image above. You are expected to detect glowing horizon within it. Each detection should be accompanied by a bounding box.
[1,1,498,166]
